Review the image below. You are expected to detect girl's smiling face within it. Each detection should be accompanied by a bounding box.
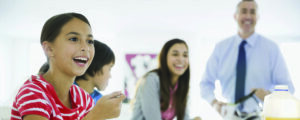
[167,43,189,78]
[45,18,95,77]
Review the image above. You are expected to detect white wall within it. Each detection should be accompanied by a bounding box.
[0,0,300,119]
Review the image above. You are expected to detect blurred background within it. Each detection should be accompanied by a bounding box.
[0,0,300,119]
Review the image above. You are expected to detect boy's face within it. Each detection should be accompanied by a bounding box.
[93,62,114,91]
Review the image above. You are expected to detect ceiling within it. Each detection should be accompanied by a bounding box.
[0,0,299,44]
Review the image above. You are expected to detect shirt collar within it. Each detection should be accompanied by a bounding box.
[74,81,79,86]
[236,32,258,47]
[169,81,179,94]
[90,90,101,97]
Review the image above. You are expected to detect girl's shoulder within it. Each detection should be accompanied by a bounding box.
[12,75,54,119]
[146,71,158,77]
[140,71,160,87]
[19,75,50,93]
[144,71,159,82]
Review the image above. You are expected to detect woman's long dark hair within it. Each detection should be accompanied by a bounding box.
[153,38,190,120]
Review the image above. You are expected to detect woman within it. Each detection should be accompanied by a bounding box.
[131,39,199,120]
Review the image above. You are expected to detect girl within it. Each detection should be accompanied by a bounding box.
[11,13,124,120]
[131,39,200,120]
[39,40,116,105]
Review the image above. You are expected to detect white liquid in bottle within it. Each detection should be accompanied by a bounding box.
[263,85,300,120]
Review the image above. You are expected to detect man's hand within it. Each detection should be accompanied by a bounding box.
[193,116,202,120]
[252,88,271,101]
[211,99,227,116]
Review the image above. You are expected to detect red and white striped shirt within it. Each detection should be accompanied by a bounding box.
[11,75,94,120]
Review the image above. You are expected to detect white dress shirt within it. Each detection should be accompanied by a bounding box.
[200,32,295,112]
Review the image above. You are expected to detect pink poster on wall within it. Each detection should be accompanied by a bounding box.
[123,53,157,103]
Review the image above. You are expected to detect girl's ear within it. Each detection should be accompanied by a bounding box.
[42,41,54,57]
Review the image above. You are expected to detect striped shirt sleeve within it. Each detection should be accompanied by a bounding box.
[14,83,52,119]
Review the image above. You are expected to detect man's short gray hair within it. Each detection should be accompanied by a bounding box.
[236,0,258,13]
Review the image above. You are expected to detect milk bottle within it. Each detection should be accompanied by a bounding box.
[263,85,300,120]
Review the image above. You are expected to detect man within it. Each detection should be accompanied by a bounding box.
[200,0,295,118]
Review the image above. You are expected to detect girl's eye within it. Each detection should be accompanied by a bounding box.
[183,53,188,57]
[88,40,94,45]
[172,53,178,56]
[69,37,78,42]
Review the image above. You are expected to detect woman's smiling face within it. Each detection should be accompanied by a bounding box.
[167,43,189,78]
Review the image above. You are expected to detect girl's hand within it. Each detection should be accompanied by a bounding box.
[84,91,125,120]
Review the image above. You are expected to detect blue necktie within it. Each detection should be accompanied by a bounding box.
[235,40,247,103]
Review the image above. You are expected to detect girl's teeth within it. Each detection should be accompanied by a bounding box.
[75,57,87,61]
[245,21,251,24]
